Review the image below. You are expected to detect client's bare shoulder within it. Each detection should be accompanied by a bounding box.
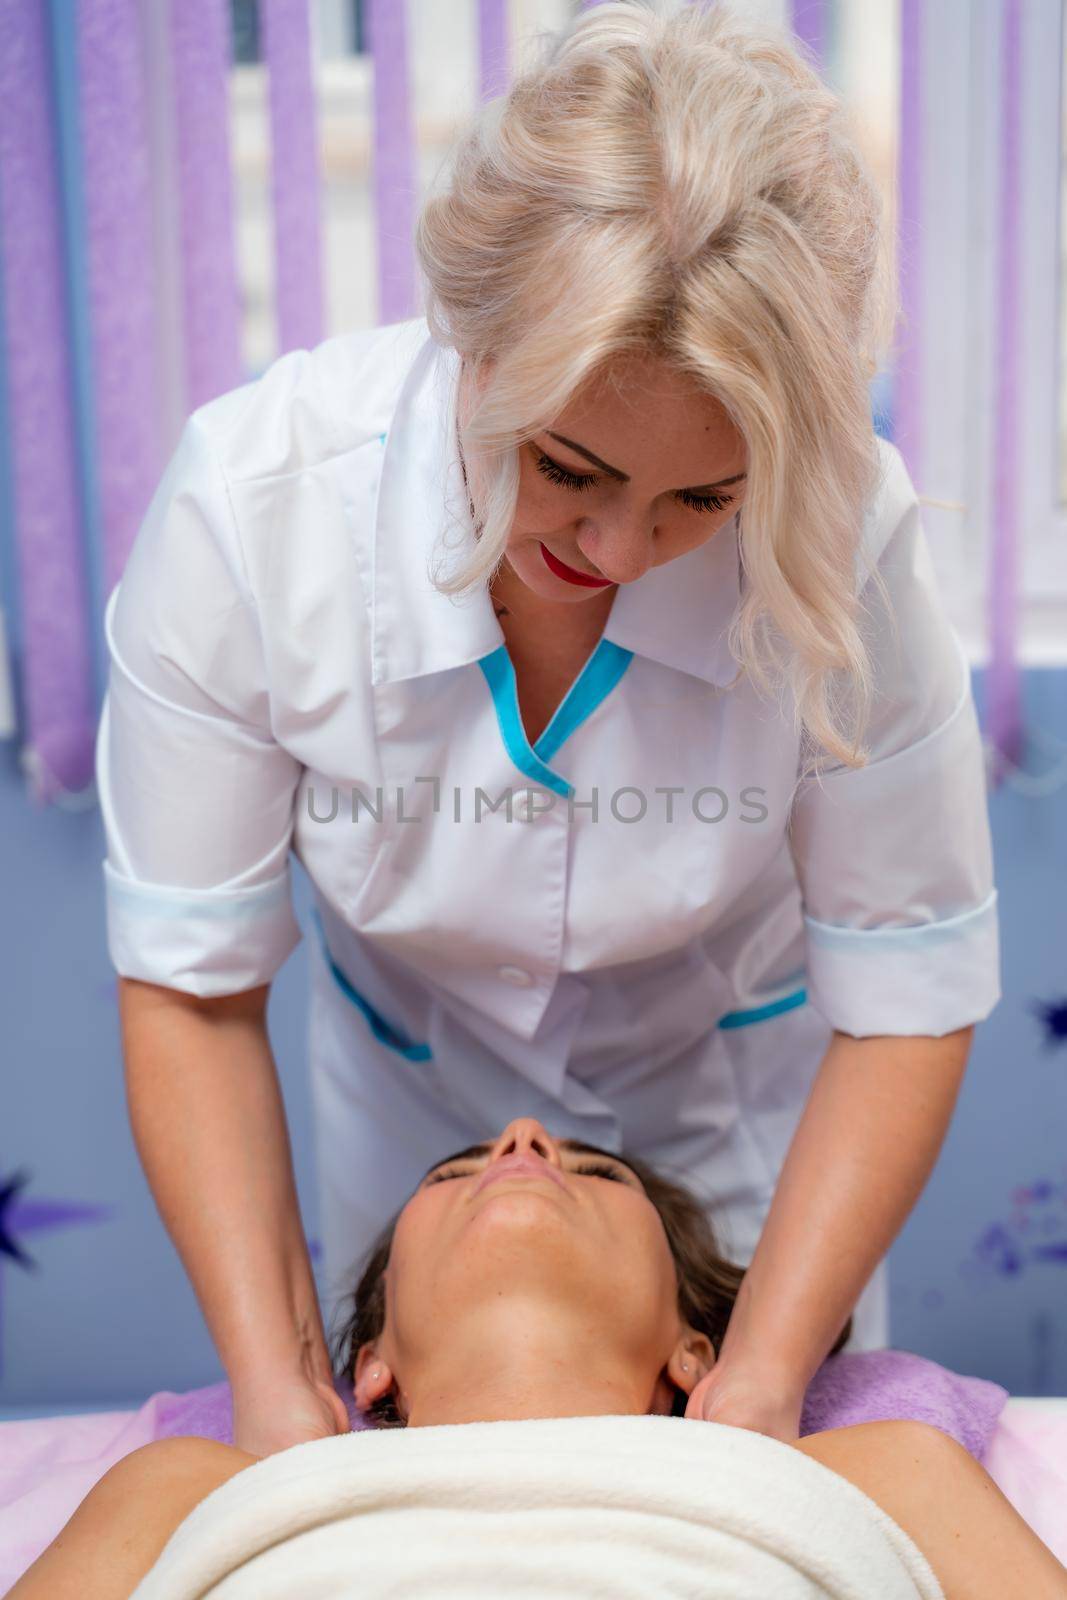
[8,1437,259,1600]
[793,1419,1067,1599]
[791,1416,942,1463]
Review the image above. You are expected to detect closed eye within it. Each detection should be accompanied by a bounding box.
[574,1161,627,1182]
[423,1159,635,1188]
[533,449,734,515]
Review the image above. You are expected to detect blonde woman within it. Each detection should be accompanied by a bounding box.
[97,0,998,1463]
[11,1120,1066,1598]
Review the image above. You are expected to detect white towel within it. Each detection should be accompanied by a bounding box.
[131,1414,945,1599]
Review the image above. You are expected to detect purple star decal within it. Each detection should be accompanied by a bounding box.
[0,1165,114,1381]
[969,1175,1067,1284]
[1032,996,1067,1048]
[1032,1241,1067,1264]
[0,1171,36,1268]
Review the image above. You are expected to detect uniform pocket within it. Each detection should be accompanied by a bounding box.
[714,993,833,1184]
[717,984,808,1030]
[324,956,433,1061]
[310,906,433,1061]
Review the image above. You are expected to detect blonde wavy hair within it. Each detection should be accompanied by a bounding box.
[414,0,897,768]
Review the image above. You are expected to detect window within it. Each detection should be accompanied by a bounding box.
[225,0,1067,658]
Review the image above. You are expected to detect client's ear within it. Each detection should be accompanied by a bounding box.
[353,1345,396,1410]
[651,1337,715,1414]
[671,1335,716,1392]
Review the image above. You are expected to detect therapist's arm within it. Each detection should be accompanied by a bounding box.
[696,1027,973,1426]
[117,977,347,1454]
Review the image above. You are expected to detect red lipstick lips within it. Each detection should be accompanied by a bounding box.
[539,542,614,588]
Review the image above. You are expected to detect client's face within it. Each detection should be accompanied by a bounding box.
[353,1118,716,1429]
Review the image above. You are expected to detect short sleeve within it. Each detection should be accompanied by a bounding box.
[95,411,303,998]
[788,443,1000,1038]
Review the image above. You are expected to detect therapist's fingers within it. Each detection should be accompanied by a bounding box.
[232,1372,350,1458]
[314,1376,353,1436]
[684,1363,803,1442]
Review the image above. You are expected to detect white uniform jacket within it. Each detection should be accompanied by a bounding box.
[95,317,1000,1337]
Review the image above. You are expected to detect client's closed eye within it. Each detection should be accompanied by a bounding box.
[424,1160,629,1187]
[575,1162,628,1182]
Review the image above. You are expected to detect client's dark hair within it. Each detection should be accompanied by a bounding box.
[329,1142,854,1428]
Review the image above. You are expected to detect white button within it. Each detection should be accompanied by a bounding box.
[512,787,542,822]
[498,964,534,988]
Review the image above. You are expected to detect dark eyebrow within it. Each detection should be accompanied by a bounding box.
[545,430,748,493]
[419,1138,642,1187]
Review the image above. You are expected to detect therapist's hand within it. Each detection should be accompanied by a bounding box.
[232,1371,351,1458]
[684,1358,804,1444]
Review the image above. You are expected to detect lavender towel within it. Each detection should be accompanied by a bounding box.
[799,1350,1008,1462]
[155,1350,1008,1463]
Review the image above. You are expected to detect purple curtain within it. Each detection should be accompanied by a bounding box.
[76,0,162,596]
[895,0,923,483]
[478,0,510,102]
[987,0,1024,780]
[791,0,827,66]
[366,0,418,324]
[0,1,96,800]
[168,0,242,407]
[261,0,325,355]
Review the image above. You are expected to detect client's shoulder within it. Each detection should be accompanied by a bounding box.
[6,1437,259,1598]
[120,1433,262,1478]
[79,1435,259,1542]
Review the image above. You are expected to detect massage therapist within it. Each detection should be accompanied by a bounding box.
[96,1,999,1458]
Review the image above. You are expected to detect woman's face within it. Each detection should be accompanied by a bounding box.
[497,350,747,605]
[354,1117,714,1428]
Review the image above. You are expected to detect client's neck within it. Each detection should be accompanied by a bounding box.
[399,1324,667,1429]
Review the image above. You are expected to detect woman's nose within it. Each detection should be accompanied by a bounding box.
[576,517,657,585]
[489,1118,561,1166]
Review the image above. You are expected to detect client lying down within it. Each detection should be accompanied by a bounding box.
[12,1120,1067,1599]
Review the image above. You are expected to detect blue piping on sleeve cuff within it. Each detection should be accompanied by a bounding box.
[802,888,1000,1038]
[102,858,292,918]
[101,858,302,997]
